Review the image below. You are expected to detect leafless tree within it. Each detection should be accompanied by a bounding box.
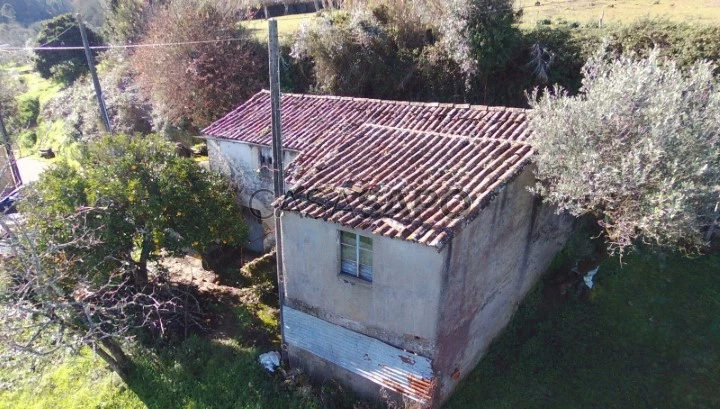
[0,206,205,380]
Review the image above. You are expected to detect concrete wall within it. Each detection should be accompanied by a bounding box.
[208,138,297,250]
[280,211,447,357]
[432,167,573,403]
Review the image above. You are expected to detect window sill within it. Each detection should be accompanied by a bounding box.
[337,273,372,288]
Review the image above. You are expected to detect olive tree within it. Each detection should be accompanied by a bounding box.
[530,49,720,254]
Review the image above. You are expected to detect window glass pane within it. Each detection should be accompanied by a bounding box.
[341,244,356,262]
[341,231,356,245]
[341,260,358,276]
[359,249,372,266]
[359,235,372,251]
[359,264,373,282]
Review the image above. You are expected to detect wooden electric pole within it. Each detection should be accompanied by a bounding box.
[77,14,112,134]
[0,110,21,188]
[268,18,287,363]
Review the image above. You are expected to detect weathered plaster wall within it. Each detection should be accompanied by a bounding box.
[208,138,297,250]
[280,211,447,357]
[433,167,573,402]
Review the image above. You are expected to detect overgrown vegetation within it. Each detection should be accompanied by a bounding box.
[0,134,247,380]
[530,49,720,254]
[132,0,267,129]
[1,1,720,407]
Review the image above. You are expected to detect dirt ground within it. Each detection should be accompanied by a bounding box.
[163,253,280,348]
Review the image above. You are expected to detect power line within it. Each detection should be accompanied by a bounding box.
[0,37,252,52]
[38,22,78,47]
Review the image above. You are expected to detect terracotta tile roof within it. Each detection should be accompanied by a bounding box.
[202,90,531,151]
[205,90,533,249]
[277,123,533,249]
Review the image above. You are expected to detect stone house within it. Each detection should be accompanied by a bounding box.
[203,90,572,406]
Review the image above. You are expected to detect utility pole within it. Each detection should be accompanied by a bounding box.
[0,110,21,189]
[77,14,112,134]
[268,18,287,363]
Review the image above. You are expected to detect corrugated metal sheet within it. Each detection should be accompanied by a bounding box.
[283,306,435,402]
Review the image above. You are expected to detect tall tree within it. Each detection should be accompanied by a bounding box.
[33,13,104,83]
[530,49,720,254]
[132,0,267,128]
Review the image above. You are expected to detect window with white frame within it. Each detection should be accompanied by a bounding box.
[340,231,373,282]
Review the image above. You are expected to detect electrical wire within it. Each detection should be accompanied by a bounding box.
[0,2,610,53]
[0,37,254,52]
[38,22,78,47]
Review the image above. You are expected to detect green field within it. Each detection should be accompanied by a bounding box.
[242,1,720,42]
[446,248,720,408]
[518,0,720,27]
[242,12,318,41]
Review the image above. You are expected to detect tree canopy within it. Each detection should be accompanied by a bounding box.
[132,0,267,128]
[20,134,248,286]
[530,49,720,254]
[33,13,104,83]
[0,134,247,377]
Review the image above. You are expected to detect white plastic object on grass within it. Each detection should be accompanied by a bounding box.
[584,266,600,289]
[259,351,281,372]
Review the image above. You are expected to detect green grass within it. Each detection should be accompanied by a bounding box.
[1,65,66,158]
[518,0,720,28]
[16,70,63,108]
[0,350,141,409]
[1,246,718,408]
[242,12,319,41]
[0,300,334,409]
[446,249,720,408]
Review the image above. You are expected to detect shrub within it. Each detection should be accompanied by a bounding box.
[240,251,277,287]
[16,96,39,127]
[530,49,720,254]
[18,130,37,149]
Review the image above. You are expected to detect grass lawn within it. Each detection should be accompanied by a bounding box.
[518,0,720,28]
[446,249,720,408]
[242,12,319,41]
[239,1,720,39]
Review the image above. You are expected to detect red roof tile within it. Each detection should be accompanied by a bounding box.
[202,90,530,151]
[204,91,534,249]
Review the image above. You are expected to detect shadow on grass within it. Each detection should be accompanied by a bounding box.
[445,250,720,409]
[125,333,372,409]
[125,335,281,409]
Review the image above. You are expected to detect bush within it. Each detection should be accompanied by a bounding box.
[530,49,720,253]
[133,0,267,128]
[18,130,37,149]
[16,96,39,127]
[240,251,277,288]
[42,53,153,148]
[574,19,720,71]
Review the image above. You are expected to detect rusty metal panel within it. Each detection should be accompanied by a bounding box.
[283,306,434,402]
